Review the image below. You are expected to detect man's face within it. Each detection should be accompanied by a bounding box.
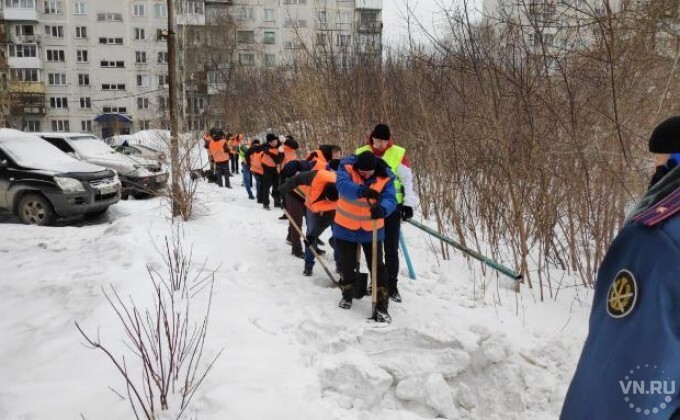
[358,169,375,179]
[268,139,277,147]
[372,138,389,151]
[332,150,342,160]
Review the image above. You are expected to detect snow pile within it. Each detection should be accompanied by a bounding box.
[0,179,591,419]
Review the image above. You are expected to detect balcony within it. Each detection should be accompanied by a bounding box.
[176,13,206,25]
[355,0,382,10]
[3,8,38,21]
[8,57,42,69]
[9,81,44,93]
[9,92,46,115]
[357,21,382,33]
[11,34,41,44]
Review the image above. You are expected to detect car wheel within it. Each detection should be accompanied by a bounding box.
[17,193,56,226]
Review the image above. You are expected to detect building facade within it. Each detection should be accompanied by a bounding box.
[0,0,383,137]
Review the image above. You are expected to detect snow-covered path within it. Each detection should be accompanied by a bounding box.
[0,176,591,419]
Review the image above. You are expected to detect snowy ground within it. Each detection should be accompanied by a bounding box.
[0,174,592,420]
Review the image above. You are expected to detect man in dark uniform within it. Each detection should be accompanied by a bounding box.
[561,116,680,419]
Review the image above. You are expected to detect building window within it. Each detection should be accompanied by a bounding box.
[157,96,167,110]
[263,31,275,45]
[140,120,151,130]
[132,3,145,16]
[238,53,255,66]
[101,60,124,68]
[317,10,327,23]
[15,25,35,36]
[25,120,41,132]
[186,97,204,113]
[44,25,64,38]
[315,32,329,46]
[5,0,36,9]
[134,28,145,40]
[51,120,70,132]
[263,8,275,22]
[78,73,89,86]
[46,49,65,61]
[135,51,147,64]
[81,120,92,132]
[43,0,62,14]
[137,97,150,109]
[158,74,168,87]
[9,45,37,57]
[75,26,87,39]
[96,12,123,21]
[157,52,168,63]
[102,106,126,113]
[154,3,167,18]
[11,68,40,82]
[136,74,150,87]
[73,1,85,14]
[237,31,255,44]
[76,49,88,62]
[79,97,91,108]
[99,37,124,45]
[101,84,126,91]
[264,54,276,67]
[238,7,254,21]
[49,97,68,109]
[48,73,67,86]
[182,0,203,14]
[337,34,351,47]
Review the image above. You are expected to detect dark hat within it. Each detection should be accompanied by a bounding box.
[649,116,680,153]
[322,184,339,202]
[319,144,333,161]
[210,127,225,139]
[370,124,391,141]
[354,151,377,171]
[252,139,260,145]
[266,133,278,142]
[285,138,299,150]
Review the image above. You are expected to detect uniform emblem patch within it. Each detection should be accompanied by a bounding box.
[607,269,637,319]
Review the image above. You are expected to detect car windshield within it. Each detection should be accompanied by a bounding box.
[69,136,117,156]
[0,135,77,168]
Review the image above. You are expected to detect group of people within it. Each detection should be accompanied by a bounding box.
[202,123,417,323]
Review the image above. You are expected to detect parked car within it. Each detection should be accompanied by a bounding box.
[114,143,166,164]
[0,129,120,225]
[37,133,168,199]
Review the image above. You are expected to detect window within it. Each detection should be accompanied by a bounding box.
[79,97,91,108]
[238,53,254,66]
[158,96,167,110]
[51,120,70,132]
[78,73,89,86]
[337,34,351,47]
[48,73,67,86]
[5,0,35,9]
[238,7,254,21]
[263,8,275,22]
[263,31,275,45]
[100,60,124,68]
[135,51,147,64]
[140,120,151,130]
[25,120,41,132]
[10,68,39,82]
[237,31,255,44]
[134,28,145,40]
[182,0,203,14]
[283,0,306,3]
[157,51,168,64]
[46,49,65,61]
[9,45,37,57]
[43,0,62,14]
[76,49,88,62]
[264,54,276,67]
[99,37,124,45]
[315,32,330,46]
[154,3,167,18]
[15,25,35,36]
[81,120,92,132]
[137,97,150,109]
[44,25,64,38]
[132,3,145,16]
[49,97,68,109]
[75,26,87,39]
[102,106,126,113]
[101,84,126,91]
[187,97,204,113]
[136,74,150,87]
[158,74,168,86]
[96,12,122,21]
[317,10,327,23]
[73,1,85,14]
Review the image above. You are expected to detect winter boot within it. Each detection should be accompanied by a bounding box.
[371,304,392,323]
[278,214,287,220]
[390,286,402,303]
[339,296,352,309]
[292,248,305,259]
[263,205,271,211]
[314,246,326,256]
[303,267,313,276]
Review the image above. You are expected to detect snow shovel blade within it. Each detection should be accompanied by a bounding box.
[353,272,368,299]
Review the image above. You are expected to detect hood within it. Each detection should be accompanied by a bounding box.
[364,132,394,157]
[20,160,110,174]
[126,154,163,171]
[83,154,140,174]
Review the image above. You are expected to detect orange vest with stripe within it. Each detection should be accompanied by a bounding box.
[209,138,229,163]
[261,147,280,170]
[282,146,297,167]
[334,165,389,231]
[306,170,337,213]
[250,151,264,175]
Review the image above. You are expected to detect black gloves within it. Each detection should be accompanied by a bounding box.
[370,206,385,220]
[362,189,381,201]
[401,206,413,221]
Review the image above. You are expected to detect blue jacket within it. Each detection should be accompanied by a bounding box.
[561,173,680,419]
[332,155,397,243]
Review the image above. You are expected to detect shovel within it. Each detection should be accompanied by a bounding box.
[353,243,368,299]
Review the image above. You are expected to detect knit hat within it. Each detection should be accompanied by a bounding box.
[322,184,339,202]
[285,137,299,150]
[354,151,377,171]
[266,133,277,142]
[370,124,391,141]
[649,116,680,153]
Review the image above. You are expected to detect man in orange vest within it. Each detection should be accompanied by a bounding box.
[261,133,284,210]
[333,151,397,323]
[208,128,231,188]
[244,139,263,200]
[230,132,243,175]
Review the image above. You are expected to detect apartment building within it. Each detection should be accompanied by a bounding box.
[0,0,383,137]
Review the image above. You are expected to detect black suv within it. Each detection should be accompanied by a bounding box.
[0,129,121,225]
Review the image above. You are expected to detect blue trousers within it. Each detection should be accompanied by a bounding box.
[241,162,253,198]
[304,209,340,271]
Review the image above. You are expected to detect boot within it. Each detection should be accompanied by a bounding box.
[278,214,287,220]
[303,267,313,276]
[339,296,352,309]
[371,304,391,323]
[292,248,304,259]
[263,205,271,211]
[314,246,326,256]
[390,285,402,303]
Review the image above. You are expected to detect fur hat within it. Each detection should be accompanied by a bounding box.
[370,124,391,141]
[266,133,278,143]
[354,151,377,171]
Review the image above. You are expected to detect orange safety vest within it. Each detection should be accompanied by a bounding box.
[306,170,337,213]
[228,138,238,154]
[282,145,298,167]
[209,138,229,163]
[307,149,328,171]
[250,151,264,175]
[261,147,280,170]
[334,165,389,231]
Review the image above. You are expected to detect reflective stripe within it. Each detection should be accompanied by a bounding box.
[345,198,371,208]
[336,206,372,221]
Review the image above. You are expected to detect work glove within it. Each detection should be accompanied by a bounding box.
[401,206,413,221]
[370,206,385,220]
[362,189,381,201]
